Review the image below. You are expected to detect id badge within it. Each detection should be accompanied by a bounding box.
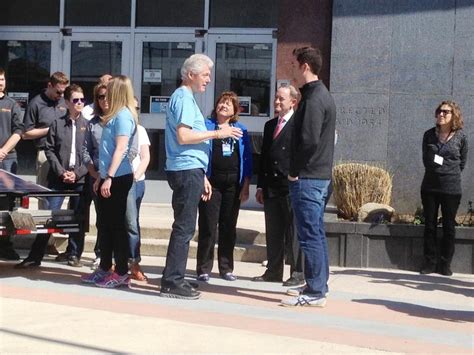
[434,154,444,165]
[222,143,232,157]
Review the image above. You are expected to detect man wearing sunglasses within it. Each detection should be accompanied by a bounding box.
[16,72,69,268]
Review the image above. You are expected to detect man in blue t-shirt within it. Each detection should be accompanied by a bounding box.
[160,54,242,300]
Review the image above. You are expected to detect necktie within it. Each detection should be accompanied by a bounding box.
[273,116,285,139]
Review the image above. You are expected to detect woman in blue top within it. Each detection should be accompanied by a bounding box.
[81,75,137,288]
[196,91,253,281]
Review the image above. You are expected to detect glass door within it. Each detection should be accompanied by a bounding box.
[0,32,60,174]
[63,33,130,104]
[206,34,277,132]
[133,34,199,129]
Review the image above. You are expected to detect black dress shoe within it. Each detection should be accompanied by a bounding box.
[160,283,201,300]
[282,276,306,287]
[0,247,20,260]
[14,258,41,269]
[437,263,453,276]
[252,274,282,282]
[420,263,437,275]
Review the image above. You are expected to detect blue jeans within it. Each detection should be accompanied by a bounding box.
[162,169,204,288]
[289,178,330,297]
[48,183,86,258]
[0,157,18,174]
[127,180,145,262]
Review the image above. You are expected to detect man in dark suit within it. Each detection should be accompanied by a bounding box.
[252,85,305,287]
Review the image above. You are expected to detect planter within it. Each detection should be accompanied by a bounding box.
[326,221,473,274]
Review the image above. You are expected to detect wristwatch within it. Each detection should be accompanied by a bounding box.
[105,173,114,180]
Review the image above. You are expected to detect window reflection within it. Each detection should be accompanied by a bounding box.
[141,42,195,114]
[215,43,272,118]
[70,41,122,103]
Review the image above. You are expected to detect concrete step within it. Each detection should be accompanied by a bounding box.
[87,226,266,245]
[82,235,267,263]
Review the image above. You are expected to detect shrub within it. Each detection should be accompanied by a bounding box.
[332,162,392,220]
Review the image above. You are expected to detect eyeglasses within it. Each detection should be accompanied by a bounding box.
[437,109,452,115]
[72,98,86,104]
[97,94,106,101]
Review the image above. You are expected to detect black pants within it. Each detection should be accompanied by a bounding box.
[197,173,240,276]
[264,194,303,279]
[97,174,133,276]
[421,190,461,267]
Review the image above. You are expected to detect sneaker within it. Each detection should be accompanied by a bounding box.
[81,269,110,284]
[221,272,237,281]
[91,257,101,270]
[55,252,69,262]
[67,256,82,268]
[130,263,148,281]
[280,295,327,307]
[197,274,210,282]
[286,285,308,296]
[95,272,130,288]
[0,247,20,260]
[160,282,201,300]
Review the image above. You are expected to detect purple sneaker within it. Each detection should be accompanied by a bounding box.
[81,269,110,284]
[95,272,130,288]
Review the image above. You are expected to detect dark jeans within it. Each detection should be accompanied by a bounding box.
[289,178,330,297]
[162,169,204,288]
[48,182,86,258]
[0,157,18,250]
[127,180,145,262]
[263,194,303,279]
[421,190,461,267]
[197,172,241,276]
[97,174,133,276]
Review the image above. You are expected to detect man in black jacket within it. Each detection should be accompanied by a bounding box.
[252,85,304,287]
[281,47,336,307]
[0,68,23,260]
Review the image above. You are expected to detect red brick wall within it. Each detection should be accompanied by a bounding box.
[277,0,333,87]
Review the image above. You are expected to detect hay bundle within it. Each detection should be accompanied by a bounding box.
[332,163,392,220]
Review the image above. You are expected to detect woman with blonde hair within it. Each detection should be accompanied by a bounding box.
[420,100,468,276]
[81,75,137,288]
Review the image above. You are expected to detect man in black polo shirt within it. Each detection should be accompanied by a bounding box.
[0,68,24,260]
[15,72,69,268]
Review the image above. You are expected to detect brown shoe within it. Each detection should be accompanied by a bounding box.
[130,263,147,281]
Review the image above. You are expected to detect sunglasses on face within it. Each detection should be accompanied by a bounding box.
[72,98,86,104]
[97,94,106,101]
[437,109,452,115]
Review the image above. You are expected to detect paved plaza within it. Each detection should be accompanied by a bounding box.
[1,251,472,354]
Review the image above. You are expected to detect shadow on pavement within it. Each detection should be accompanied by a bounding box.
[332,269,474,297]
[352,299,474,323]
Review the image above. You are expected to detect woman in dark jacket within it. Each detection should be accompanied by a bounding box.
[420,100,468,276]
[196,91,253,282]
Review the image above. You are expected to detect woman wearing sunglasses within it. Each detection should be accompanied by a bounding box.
[420,100,468,276]
[44,84,89,267]
[81,75,137,288]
